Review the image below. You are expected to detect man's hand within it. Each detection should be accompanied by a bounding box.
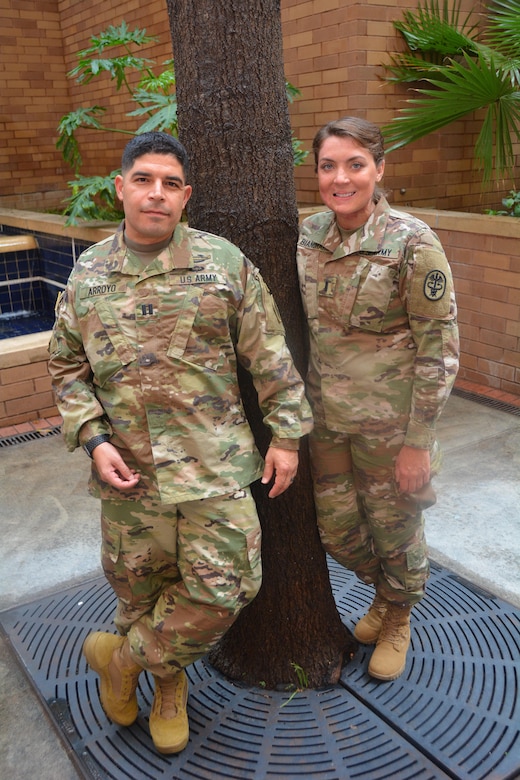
[394,445,430,495]
[92,442,140,490]
[261,446,299,498]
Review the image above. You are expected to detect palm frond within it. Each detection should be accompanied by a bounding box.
[394,0,479,57]
[383,52,520,180]
[484,0,520,57]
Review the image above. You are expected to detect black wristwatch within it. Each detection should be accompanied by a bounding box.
[83,434,111,458]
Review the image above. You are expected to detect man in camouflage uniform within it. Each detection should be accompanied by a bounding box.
[49,132,312,753]
[297,117,459,682]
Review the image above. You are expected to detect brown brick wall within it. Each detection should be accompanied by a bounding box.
[0,335,58,427]
[0,0,71,210]
[410,210,520,395]
[0,0,515,213]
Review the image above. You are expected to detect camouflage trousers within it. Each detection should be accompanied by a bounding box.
[100,488,262,677]
[310,426,438,606]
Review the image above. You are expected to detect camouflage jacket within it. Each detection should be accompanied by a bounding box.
[297,197,459,448]
[49,222,313,503]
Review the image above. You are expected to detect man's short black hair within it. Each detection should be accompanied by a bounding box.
[121,132,190,180]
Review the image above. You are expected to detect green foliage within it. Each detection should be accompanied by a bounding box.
[63,170,123,223]
[381,0,520,183]
[280,662,309,707]
[485,188,520,216]
[57,21,308,224]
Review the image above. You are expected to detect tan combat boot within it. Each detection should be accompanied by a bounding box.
[353,594,387,644]
[149,670,189,754]
[83,632,142,725]
[368,603,412,681]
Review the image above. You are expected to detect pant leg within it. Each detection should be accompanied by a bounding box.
[349,429,430,606]
[110,488,262,676]
[100,498,181,632]
[309,427,381,585]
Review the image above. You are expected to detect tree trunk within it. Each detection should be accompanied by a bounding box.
[166,0,356,688]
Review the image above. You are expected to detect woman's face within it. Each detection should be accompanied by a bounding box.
[317,135,385,230]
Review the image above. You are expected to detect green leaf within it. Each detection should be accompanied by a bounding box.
[77,21,157,56]
[485,0,520,57]
[63,170,122,225]
[135,105,178,135]
[69,55,154,89]
[138,68,176,94]
[56,106,106,170]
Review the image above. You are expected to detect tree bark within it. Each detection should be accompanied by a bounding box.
[166,0,356,688]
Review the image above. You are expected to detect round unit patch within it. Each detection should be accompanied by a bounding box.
[424,269,446,301]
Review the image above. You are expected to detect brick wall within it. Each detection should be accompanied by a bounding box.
[0,0,71,210]
[428,212,520,394]
[0,0,514,214]
[0,335,58,426]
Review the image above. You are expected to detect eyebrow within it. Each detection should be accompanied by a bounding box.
[319,155,365,163]
[131,170,185,185]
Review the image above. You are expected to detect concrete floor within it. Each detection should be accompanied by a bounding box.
[0,393,519,779]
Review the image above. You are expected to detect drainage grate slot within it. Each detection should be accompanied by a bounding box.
[453,387,520,416]
[1,562,519,779]
[0,426,61,448]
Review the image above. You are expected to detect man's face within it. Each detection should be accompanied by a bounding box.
[115,153,192,244]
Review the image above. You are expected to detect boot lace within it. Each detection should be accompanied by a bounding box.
[155,675,182,719]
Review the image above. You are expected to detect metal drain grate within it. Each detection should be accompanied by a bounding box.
[0,425,61,448]
[1,561,519,780]
[452,387,520,417]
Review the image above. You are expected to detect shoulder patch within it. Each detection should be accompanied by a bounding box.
[424,269,446,301]
[408,249,452,318]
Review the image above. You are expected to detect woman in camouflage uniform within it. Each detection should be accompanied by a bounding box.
[297,117,459,680]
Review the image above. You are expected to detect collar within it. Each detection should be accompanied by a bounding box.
[107,221,195,277]
[307,196,391,261]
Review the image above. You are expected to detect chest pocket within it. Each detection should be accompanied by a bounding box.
[347,259,399,332]
[83,298,137,387]
[167,287,233,372]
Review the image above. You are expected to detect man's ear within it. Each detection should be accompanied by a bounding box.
[114,174,124,203]
[183,184,193,209]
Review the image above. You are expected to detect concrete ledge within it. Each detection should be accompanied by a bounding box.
[0,207,118,243]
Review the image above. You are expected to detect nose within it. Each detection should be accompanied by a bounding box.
[334,166,349,183]
[149,179,165,199]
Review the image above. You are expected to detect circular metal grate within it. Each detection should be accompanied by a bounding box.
[2,562,519,780]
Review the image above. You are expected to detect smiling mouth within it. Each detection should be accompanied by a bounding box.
[334,192,355,198]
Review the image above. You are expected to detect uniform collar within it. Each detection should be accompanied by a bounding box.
[310,196,391,261]
[108,221,195,277]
